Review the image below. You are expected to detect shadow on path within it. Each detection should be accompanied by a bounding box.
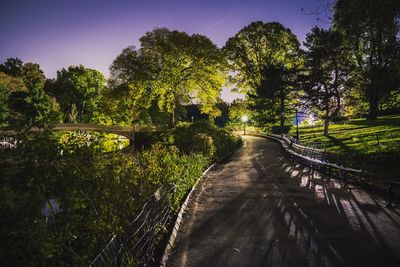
[168,136,400,267]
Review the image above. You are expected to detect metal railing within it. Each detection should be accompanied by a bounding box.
[249,132,365,186]
[90,185,176,267]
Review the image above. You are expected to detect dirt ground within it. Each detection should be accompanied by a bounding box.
[167,136,400,267]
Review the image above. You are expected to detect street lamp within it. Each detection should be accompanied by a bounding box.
[241,115,248,135]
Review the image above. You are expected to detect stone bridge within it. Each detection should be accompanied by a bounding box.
[0,123,162,141]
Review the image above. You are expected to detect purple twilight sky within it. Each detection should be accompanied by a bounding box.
[0,0,330,102]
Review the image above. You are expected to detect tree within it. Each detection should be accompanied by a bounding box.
[224,21,303,129]
[109,28,226,125]
[19,63,61,127]
[0,73,26,126]
[302,27,353,136]
[55,65,107,123]
[224,22,302,93]
[249,64,300,128]
[0,59,61,127]
[228,99,248,122]
[0,57,23,77]
[108,46,157,124]
[333,0,400,119]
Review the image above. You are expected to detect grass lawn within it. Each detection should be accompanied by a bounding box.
[291,115,400,181]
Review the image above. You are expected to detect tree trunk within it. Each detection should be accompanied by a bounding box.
[279,87,285,129]
[324,118,330,137]
[367,91,379,120]
[171,110,175,126]
[324,96,330,137]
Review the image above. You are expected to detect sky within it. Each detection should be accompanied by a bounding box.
[0,0,330,102]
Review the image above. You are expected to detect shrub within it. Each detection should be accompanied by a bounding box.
[271,125,291,134]
[174,121,242,162]
[0,132,208,266]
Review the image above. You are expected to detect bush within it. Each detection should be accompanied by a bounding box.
[174,121,242,162]
[271,125,291,134]
[0,123,242,266]
[0,132,208,266]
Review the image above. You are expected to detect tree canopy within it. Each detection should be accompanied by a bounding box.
[302,27,353,136]
[0,58,61,127]
[224,21,302,94]
[224,21,303,129]
[109,28,226,125]
[53,65,107,123]
[333,0,400,119]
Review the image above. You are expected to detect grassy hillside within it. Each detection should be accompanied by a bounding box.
[292,115,400,181]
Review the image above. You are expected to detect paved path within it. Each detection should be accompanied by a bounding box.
[168,136,400,267]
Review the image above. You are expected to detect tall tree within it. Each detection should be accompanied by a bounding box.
[224,21,303,129]
[0,72,26,126]
[55,65,106,123]
[19,63,61,127]
[0,59,61,127]
[0,58,23,77]
[302,27,353,136]
[109,28,226,125]
[108,46,157,124]
[333,0,400,119]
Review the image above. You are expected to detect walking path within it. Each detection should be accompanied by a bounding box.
[167,136,400,267]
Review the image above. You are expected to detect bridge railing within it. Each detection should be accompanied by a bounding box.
[49,123,161,133]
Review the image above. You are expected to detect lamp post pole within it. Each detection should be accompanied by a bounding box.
[296,110,299,140]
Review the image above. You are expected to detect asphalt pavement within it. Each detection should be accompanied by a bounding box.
[167,136,400,267]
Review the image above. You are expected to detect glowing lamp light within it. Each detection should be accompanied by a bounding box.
[241,115,248,123]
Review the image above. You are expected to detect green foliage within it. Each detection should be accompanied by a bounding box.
[224,21,303,128]
[174,121,242,162]
[224,21,302,94]
[302,27,353,136]
[249,64,299,127]
[0,57,23,77]
[175,131,215,159]
[333,0,400,119]
[228,99,248,121]
[271,125,291,134]
[0,72,26,126]
[54,65,107,123]
[109,28,226,125]
[0,60,62,127]
[0,132,208,266]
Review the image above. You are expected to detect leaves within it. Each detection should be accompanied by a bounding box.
[109,28,226,124]
[55,65,107,123]
[0,132,210,266]
[302,27,353,135]
[333,0,400,118]
[224,21,302,94]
